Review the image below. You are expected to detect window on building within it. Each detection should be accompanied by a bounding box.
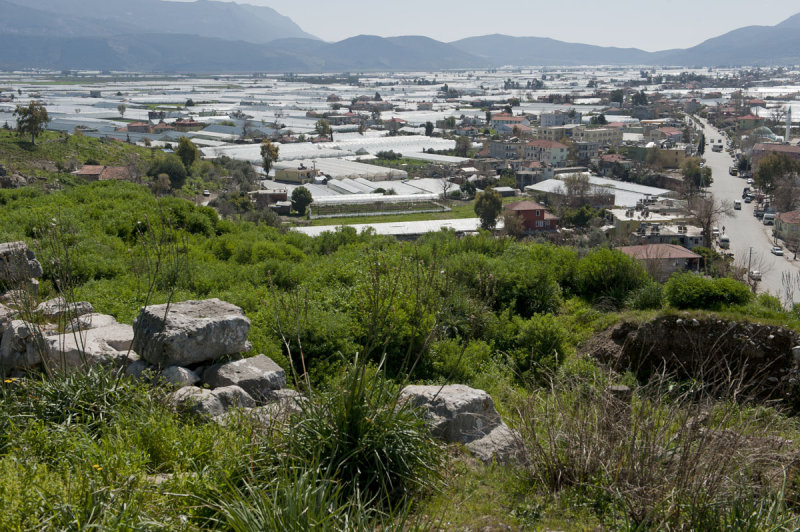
[535,210,541,216]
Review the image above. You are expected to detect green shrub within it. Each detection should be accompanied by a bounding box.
[626,281,664,310]
[755,292,783,312]
[283,359,443,505]
[512,313,569,379]
[665,273,752,310]
[574,248,649,305]
[428,339,493,383]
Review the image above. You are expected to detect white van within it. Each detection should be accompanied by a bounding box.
[763,213,775,225]
[733,200,742,210]
[719,235,730,249]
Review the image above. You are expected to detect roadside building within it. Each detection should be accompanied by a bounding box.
[503,200,558,232]
[540,110,582,127]
[490,113,530,130]
[74,165,131,182]
[523,139,568,167]
[775,210,800,243]
[274,164,320,184]
[616,243,701,282]
[737,114,764,131]
[752,143,800,170]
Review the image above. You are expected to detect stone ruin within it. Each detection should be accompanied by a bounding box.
[0,241,516,461]
[399,384,522,464]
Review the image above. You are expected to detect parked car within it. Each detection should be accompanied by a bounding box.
[749,270,762,281]
[734,200,742,210]
[203,189,211,197]
[771,246,784,256]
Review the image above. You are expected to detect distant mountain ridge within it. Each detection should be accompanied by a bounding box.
[1,1,799,71]
[4,0,317,43]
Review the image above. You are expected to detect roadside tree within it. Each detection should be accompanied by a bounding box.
[291,186,313,216]
[688,195,732,248]
[148,154,187,190]
[13,101,50,145]
[454,136,472,157]
[681,157,713,190]
[176,136,198,172]
[315,119,332,138]
[260,140,279,175]
[755,153,800,210]
[474,189,503,230]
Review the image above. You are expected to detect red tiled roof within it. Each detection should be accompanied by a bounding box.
[99,166,130,181]
[753,143,800,155]
[738,114,761,120]
[657,127,682,136]
[778,210,800,225]
[617,244,700,260]
[527,139,567,149]
[505,200,549,212]
[75,165,104,176]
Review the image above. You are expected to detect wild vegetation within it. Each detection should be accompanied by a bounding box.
[2,179,800,528]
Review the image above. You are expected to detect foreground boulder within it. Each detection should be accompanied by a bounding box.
[400,384,521,463]
[203,354,286,402]
[160,365,201,386]
[0,319,43,369]
[212,385,256,409]
[0,303,13,333]
[169,385,257,417]
[0,241,43,283]
[169,386,225,417]
[132,299,250,367]
[43,322,137,372]
[213,389,305,427]
[64,313,119,333]
[36,297,94,322]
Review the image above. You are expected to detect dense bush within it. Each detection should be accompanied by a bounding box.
[625,281,664,310]
[511,313,569,379]
[665,273,752,310]
[147,154,187,189]
[281,360,443,505]
[574,248,650,306]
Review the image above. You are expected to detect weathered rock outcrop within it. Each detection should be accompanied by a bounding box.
[133,299,250,367]
[400,384,521,463]
[212,385,256,409]
[160,365,200,386]
[0,241,43,282]
[169,386,225,417]
[0,303,13,333]
[43,322,137,372]
[202,354,286,402]
[0,320,44,369]
[64,313,119,333]
[586,315,800,403]
[35,297,94,322]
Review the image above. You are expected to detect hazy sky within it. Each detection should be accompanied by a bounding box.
[188,0,800,51]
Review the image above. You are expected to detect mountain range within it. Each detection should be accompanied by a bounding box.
[1,0,799,72]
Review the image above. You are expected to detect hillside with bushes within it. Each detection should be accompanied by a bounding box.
[2,177,800,529]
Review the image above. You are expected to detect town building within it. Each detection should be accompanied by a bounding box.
[504,200,558,232]
[775,210,800,243]
[616,243,701,282]
[74,165,131,181]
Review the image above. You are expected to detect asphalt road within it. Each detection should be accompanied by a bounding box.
[696,117,800,303]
